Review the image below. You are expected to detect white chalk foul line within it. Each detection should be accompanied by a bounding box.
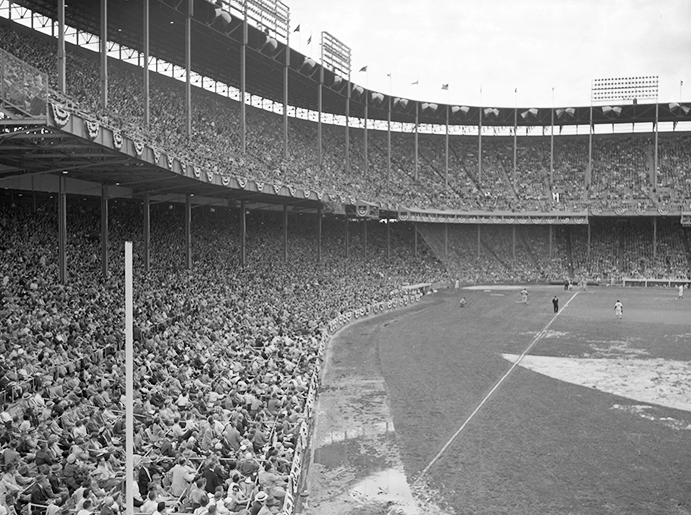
[415,291,580,483]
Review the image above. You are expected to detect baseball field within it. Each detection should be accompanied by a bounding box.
[306,285,691,515]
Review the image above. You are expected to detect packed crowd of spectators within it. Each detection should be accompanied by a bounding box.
[2,19,690,214]
[0,192,447,515]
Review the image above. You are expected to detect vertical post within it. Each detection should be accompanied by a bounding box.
[345,217,349,259]
[363,219,367,257]
[653,102,659,189]
[57,0,65,94]
[345,81,351,173]
[587,105,593,196]
[317,208,322,263]
[444,223,448,259]
[185,0,192,140]
[101,184,109,278]
[240,200,246,267]
[364,98,368,176]
[549,225,553,258]
[283,22,290,161]
[185,195,192,270]
[414,102,419,181]
[478,107,483,183]
[387,96,391,181]
[143,193,150,273]
[386,220,391,260]
[143,0,149,126]
[445,106,449,188]
[477,224,481,259]
[124,242,133,515]
[653,217,657,260]
[587,223,591,258]
[513,107,517,190]
[283,205,288,262]
[414,222,418,258]
[512,225,516,259]
[550,107,554,187]
[100,0,108,110]
[240,2,247,153]
[318,64,323,169]
[58,175,67,283]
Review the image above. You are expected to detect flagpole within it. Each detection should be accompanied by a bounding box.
[550,87,554,187]
[513,87,517,190]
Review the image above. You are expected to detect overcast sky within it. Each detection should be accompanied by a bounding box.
[286,0,691,108]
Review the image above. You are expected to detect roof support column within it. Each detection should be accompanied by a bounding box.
[513,107,517,191]
[317,207,322,263]
[363,219,367,258]
[477,224,481,259]
[101,184,109,278]
[444,223,448,259]
[653,217,657,260]
[143,192,150,273]
[57,0,65,94]
[317,66,323,169]
[143,0,150,127]
[550,107,554,188]
[587,105,593,198]
[345,216,349,260]
[100,0,108,110]
[414,102,419,181]
[386,220,391,260]
[364,97,368,176]
[240,200,246,267]
[478,107,482,183]
[240,2,247,153]
[445,106,449,188]
[387,97,391,182]
[185,0,192,140]
[549,225,553,259]
[512,225,516,260]
[414,222,418,259]
[283,25,290,161]
[283,205,288,262]
[185,194,192,270]
[345,81,351,174]
[58,175,67,284]
[653,102,659,189]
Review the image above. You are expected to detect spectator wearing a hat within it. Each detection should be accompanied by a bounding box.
[169,457,195,498]
[248,491,271,515]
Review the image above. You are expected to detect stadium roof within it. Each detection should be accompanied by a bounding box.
[12,0,691,128]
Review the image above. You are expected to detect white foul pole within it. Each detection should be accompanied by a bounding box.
[125,242,134,515]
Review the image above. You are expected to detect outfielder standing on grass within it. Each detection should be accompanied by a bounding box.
[614,299,623,320]
[520,288,528,304]
[678,284,684,300]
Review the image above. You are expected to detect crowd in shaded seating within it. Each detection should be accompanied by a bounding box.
[0,193,448,515]
[2,19,690,214]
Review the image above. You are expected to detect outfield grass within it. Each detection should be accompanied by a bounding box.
[377,286,691,514]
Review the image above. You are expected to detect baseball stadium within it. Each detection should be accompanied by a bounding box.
[0,1,690,515]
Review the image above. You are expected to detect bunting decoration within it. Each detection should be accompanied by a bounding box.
[237,177,247,189]
[255,181,265,192]
[85,119,99,140]
[134,140,144,156]
[51,103,70,127]
[112,130,123,150]
[193,166,200,178]
[303,189,311,199]
[287,185,296,197]
[221,176,230,186]
[206,171,214,182]
[153,147,161,165]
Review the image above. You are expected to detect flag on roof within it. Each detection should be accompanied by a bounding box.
[359,66,368,72]
[293,24,300,32]
[307,32,312,44]
[441,84,449,90]
[411,80,419,85]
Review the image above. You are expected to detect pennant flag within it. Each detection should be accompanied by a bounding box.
[359,65,368,73]
[411,80,419,85]
[441,84,449,90]
[483,107,499,117]
[307,32,312,44]
[352,85,365,96]
[394,98,409,108]
[293,24,300,32]
[451,106,470,114]
[387,72,391,78]
[520,108,538,119]
[422,102,438,111]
